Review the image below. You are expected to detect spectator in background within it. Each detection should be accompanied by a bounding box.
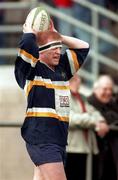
[52,0,74,36]
[88,75,118,180]
[65,74,109,180]
[113,92,118,106]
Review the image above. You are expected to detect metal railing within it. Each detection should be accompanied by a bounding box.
[74,0,118,22]
[73,0,118,82]
[0,121,22,127]
[1,120,118,130]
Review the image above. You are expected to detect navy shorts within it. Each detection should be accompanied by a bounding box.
[26,143,66,166]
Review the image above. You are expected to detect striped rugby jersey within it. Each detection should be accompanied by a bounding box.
[15,33,89,145]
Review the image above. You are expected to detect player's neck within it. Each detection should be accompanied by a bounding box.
[40,60,55,72]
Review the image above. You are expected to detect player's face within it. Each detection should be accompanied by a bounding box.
[43,47,62,67]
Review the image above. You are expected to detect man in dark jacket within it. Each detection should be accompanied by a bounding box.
[88,75,118,180]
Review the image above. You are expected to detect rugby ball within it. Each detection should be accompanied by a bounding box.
[25,6,50,32]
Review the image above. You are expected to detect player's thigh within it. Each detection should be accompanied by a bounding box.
[39,162,67,180]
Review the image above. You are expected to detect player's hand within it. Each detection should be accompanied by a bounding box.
[23,23,38,36]
[23,23,32,33]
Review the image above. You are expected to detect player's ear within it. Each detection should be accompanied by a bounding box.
[48,19,54,30]
[48,19,58,33]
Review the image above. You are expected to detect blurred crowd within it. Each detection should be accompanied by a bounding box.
[66,73,118,180]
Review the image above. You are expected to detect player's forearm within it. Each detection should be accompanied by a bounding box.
[61,35,89,49]
[19,33,39,59]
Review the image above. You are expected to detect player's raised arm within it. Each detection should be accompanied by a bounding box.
[49,19,89,49]
[58,34,90,78]
[61,35,89,49]
[15,7,51,89]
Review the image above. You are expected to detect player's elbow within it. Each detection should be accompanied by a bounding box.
[77,40,90,49]
[83,42,89,49]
